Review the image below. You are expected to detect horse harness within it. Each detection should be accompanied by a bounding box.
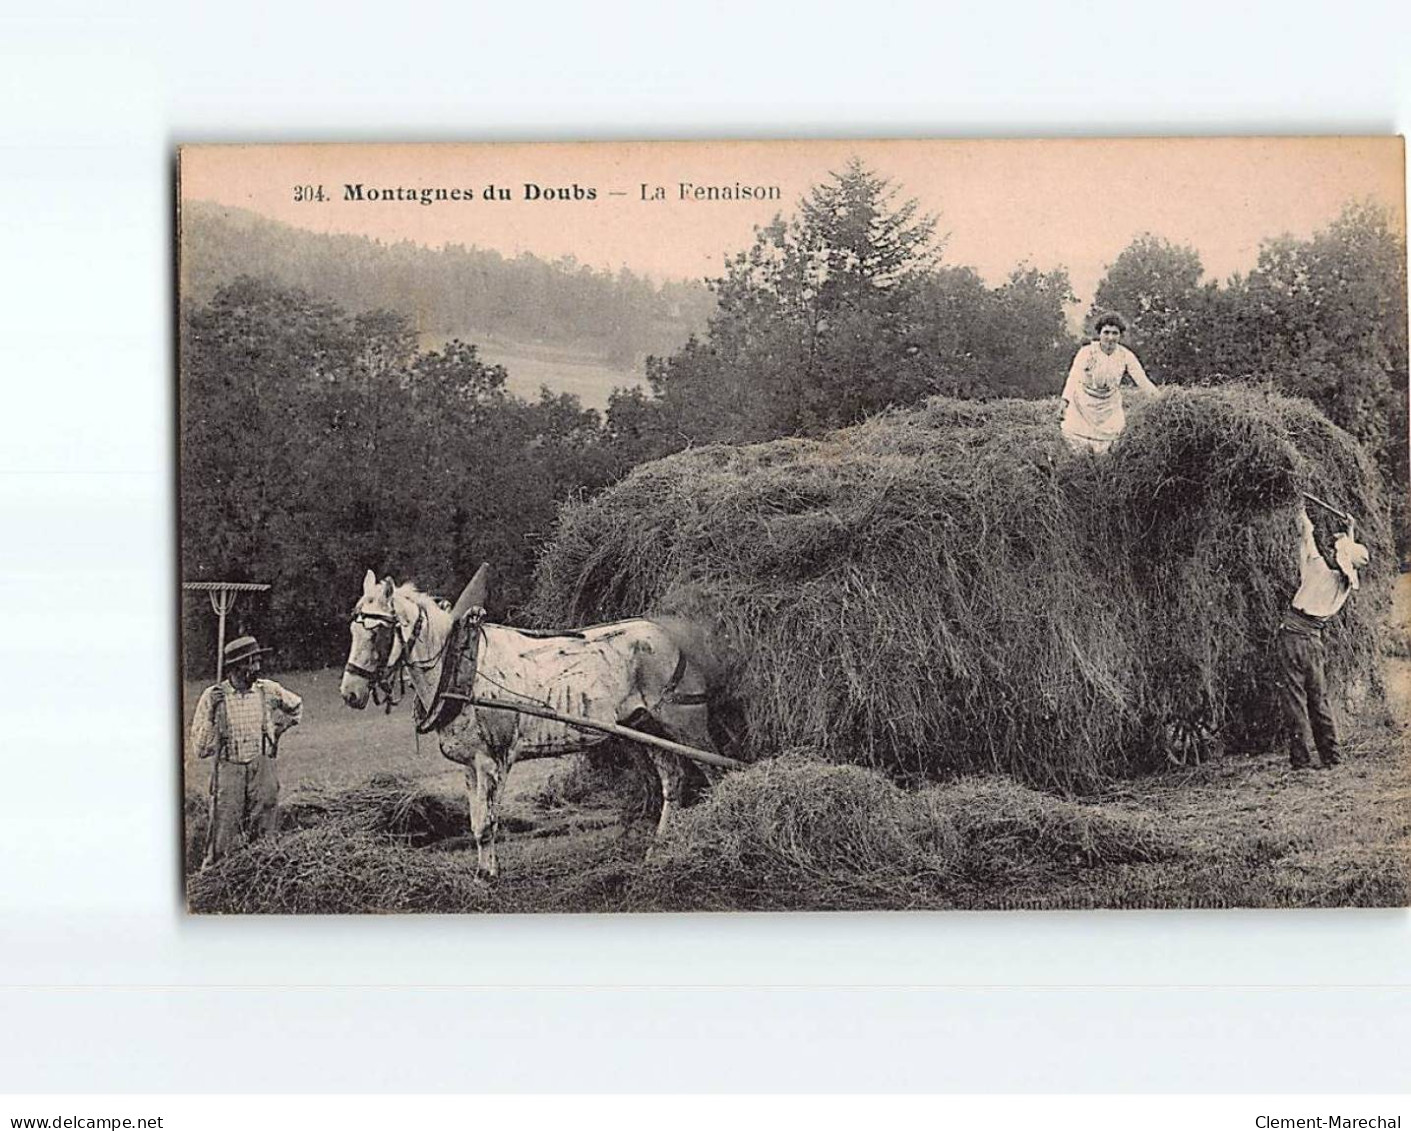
[345,602,434,713]
[416,617,709,737]
[349,605,707,740]
[413,613,485,734]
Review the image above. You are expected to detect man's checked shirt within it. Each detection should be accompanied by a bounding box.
[189,678,303,764]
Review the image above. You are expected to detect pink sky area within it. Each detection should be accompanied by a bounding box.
[181,138,1405,313]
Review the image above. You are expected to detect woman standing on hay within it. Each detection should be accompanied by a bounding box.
[1060,312,1159,453]
[1278,504,1370,771]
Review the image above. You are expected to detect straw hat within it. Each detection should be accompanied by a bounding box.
[223,635,272,667]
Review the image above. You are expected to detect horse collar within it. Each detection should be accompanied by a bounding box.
[403,603,426,656]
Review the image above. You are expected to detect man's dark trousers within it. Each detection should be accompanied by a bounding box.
[1277,612,1343,770]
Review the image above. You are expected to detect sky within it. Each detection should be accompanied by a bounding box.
[181,138,1405,313]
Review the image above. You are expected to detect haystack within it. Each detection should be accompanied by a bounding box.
[529,387,1390,788]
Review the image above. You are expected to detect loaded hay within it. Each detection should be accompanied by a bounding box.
[529,387,1391,789]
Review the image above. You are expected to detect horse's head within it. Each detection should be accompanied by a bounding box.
[340,569,403,709]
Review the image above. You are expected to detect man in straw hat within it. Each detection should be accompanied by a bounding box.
[1278,505,1370,771]
[188,635,303,865]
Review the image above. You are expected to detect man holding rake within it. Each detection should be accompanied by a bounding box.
[188,635,303,865]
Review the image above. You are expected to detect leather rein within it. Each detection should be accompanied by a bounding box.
[345,603,432,714]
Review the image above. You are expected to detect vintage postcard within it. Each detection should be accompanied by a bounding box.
[178,139,1408,913]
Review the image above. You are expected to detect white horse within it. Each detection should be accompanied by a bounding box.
[339,570,722,877]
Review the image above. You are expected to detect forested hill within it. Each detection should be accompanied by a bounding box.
[179,200,716,369]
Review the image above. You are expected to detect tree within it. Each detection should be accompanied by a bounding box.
[602,385,685,471]
[1241,203,1408,460]
[631,161,1090,454]
[1092,205,1409,552]
[181,276,418,666]
[644,160,943,443]
[1091,235,1206,381]
[795,159,941,306]
[979,265,1078,397]
[182,279,632,669]
[1242,203,1409,549]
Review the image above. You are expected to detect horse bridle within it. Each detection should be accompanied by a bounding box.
[345,603,426,712]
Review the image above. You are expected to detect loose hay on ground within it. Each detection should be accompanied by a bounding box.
[186,774,483,913]
[187,826,497,914]
[185,759,1185,913]
[923,776,1183,888]
[183,792,208,875]
[278,772,467,846]
[626,756,1183,911]
[185,745,1404,914]
[530,387,1391,788]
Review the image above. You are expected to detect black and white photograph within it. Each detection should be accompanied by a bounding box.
[9,0,1411,1109]
[177,138,1408,914]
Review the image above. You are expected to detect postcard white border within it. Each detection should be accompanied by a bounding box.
[3,0,1409,1094]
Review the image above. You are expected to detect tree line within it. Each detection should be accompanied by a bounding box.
[1090,208,1408,517]
[181,161,1408,673]
[180,278,624,670]
[181,200,717,367]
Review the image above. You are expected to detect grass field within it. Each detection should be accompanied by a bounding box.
[420,334,646,411]
[181,665,559,832]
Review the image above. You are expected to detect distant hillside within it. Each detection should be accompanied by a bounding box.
[179,201,717,383]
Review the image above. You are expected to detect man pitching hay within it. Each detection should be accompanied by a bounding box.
[1060,311,1160,453]
[1278,505,1370,771]
[188,636,302,865]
